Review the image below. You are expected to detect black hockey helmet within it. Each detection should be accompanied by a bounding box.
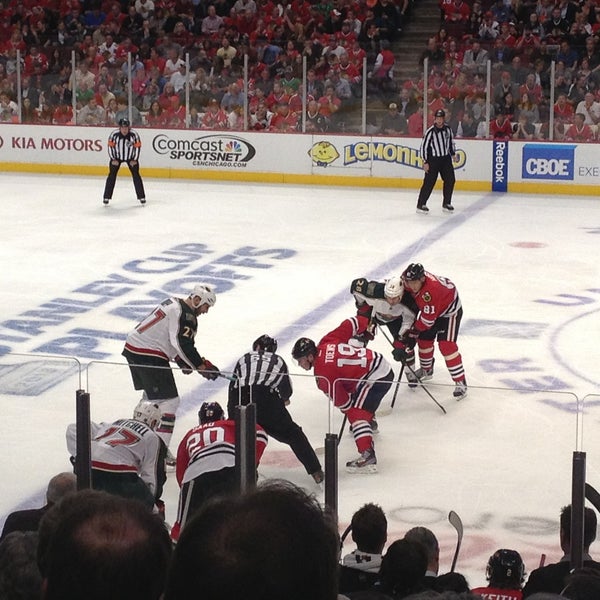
[118,118,131,127]
[291,337,317,360]
[253,334,277,353]
[486,549,525,587]
[402,263,425,281]
[198,401,224,425]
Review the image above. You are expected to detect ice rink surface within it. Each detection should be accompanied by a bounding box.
[1,171,599,587]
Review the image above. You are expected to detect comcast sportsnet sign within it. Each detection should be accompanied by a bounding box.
[152,134,256,168]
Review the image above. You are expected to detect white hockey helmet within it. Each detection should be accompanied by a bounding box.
[384,276,403,299]
[133,400,161,430]
[190,283,216,308]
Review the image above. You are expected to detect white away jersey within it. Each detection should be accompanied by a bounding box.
[124,296,204,369]
[66,418,163,495]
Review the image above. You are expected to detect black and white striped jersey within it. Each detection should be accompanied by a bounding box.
[107,129,142,162]
[229,351,293,401]
[420,123,455,161]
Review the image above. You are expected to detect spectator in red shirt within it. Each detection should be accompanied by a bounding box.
[564,112,595,141]
[489,107,514,139]
[269,99,299,131]
[201,97,228,129]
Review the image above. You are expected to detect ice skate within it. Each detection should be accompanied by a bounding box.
[346,447,377,474]
[406,361,434,389]
[442,203,454,212]
[416,204,429,214]
[453,381,468,400]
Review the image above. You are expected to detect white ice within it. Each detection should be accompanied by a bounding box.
[1,172,599,588]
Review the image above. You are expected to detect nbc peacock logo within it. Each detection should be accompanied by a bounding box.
[152,134,256,168]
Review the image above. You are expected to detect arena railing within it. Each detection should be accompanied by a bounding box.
[1,352,598,584]
[9,49,592,143]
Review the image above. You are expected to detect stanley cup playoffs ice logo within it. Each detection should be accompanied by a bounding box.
[153,134,256,167]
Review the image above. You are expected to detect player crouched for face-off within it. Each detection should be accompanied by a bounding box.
[121,283,221,469]
[292,316,394,474]
[401,263,467,400]
[171,401,268,542]
[66,400,167,513]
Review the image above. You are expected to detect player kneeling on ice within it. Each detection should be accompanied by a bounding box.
[66,400,167,513]
[292,315,394,474]
[170,401,268,542]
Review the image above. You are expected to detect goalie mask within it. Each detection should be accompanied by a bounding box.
[253,334,277,353]
[190,284,216,308]
[133,400,161,430]
[198,401,224,425]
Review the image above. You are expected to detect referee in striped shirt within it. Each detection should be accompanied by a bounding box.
[102,118,146,206]
[416,108,457,214]
[227,334,323,483]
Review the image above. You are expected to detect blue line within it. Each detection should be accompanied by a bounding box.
[179,192,499,413]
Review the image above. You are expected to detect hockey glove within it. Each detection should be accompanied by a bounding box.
[175,355,193,374]
[402,328,420,349]
[199,359,220,380]
[392,340,414,362]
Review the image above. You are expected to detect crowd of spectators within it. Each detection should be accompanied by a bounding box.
[0,0,407,132]
[1,0,600,138]
[404,0,600,140]
[2,478,600,600]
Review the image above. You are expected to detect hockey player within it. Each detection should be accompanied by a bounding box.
[471,549,526,599]
[350,275,418,378]
[102,118,146,205]
[292,315,394,474]
[398,263,467,400]
[122,284,220,449]
[228,335,324,484]
[66,400,167,510]
[171,401,268,541]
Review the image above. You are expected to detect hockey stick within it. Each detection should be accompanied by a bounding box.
[217,373,235,382]
[380,329,446,415]
[337,415,347,444]
[448,510,463,572]
[315,415,348,455]
[585,482,600,512]
[339,523,353,549]
[390,362,405,409]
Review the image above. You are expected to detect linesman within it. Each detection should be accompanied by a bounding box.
[103,118,146,206]
[416,109,458,214]
[228,335,324,484]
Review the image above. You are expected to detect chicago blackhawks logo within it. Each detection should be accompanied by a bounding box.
[423,292,432,302]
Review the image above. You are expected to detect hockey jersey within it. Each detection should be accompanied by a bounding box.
[407,272,462,332]
[123,297,204,369]
[470,586,522,600]
[314,316,392,410]
[351,277,417,335]
[66,418,166,498]
[229,350,293,401]
[175,419,268,486]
